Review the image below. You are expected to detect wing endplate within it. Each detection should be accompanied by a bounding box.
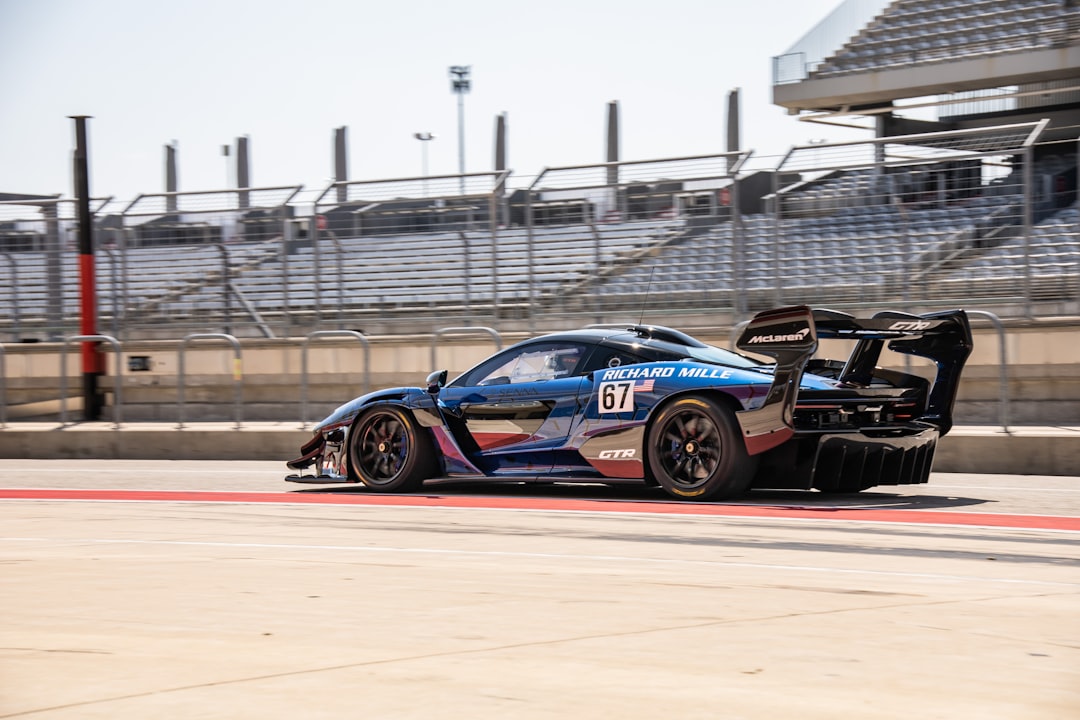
[735,306,818,455]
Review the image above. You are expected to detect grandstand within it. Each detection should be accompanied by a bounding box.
[811,0,1075,79]
[0,0,1077,342]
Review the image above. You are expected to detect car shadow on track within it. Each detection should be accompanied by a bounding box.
[288,480,994,511]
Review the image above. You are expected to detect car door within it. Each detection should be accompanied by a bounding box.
[438,341,592,475]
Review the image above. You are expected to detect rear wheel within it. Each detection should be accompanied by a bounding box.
[647,396,755,501]
[348,406,435,492]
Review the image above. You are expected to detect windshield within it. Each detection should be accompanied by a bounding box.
[685,344,768,369]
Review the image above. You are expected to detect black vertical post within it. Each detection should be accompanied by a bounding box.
[334,127,348,204]
[237,135,250,209]
[606,101,620,222]
[70,115,104,420]
[726,88,740,174]
[494,113,506,172]
[606,100,619,187]
[165,141,178,212]
[494,113,508,227]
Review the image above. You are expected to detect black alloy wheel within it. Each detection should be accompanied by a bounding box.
[348,406,434,492]
[647,396,755,501]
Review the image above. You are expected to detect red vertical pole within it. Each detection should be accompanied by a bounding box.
[70,115,103,420]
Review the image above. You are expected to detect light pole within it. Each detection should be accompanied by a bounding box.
[414,132,436,197]
[449,65,471,194]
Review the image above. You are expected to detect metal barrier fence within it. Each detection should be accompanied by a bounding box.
[0,343,5,428]
[309,170,511,332]
[0,197,111,341]
[0,127,1077,342]
[767,122,1053,316]
[59,334,123,428]
[176,333,244,429]
[300,330,371,428]
[119,187,303,340]
[524,152,751,329]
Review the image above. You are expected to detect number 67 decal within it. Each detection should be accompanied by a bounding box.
[599,381,634,413]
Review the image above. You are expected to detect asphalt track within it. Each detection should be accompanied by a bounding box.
[1,460,1078,719]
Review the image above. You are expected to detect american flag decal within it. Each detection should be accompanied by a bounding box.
[635,378,655,391]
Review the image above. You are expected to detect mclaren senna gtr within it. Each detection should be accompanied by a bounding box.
[286,305,973,500]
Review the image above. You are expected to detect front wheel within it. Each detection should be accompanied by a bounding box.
[647,396,755,501]
[348,406,436,492]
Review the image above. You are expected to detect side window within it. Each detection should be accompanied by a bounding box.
[583,350,648,375]
[458,343,590,387]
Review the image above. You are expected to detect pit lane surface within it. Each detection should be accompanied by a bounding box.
[2,460,1078,719]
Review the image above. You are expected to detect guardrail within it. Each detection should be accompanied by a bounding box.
[299,330,370,428]
[0,343,6,428]
[177,333,243,429]
[966,310,1009,433]
[59,334,123,428]
[1,252,18,341]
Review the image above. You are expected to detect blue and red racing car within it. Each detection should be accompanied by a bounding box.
[287,305,973,500]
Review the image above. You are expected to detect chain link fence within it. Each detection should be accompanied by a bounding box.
[0,123,1077,342]
[308,170,510,333]
[0,196,110,340]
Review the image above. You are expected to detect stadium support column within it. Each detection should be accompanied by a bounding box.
[726,88,744,316]
[335,127,348,204]
[165,141,178,213]
[70,115,104,421]
[726,89,740,173]
[494,113,507,172]
[237,135,250,209]
[494,112,508,226]
[450,66,471,195]
[874,114,888,166]
[606,101,619,184]
[1022,140,1034,318]
[606,101,620,219]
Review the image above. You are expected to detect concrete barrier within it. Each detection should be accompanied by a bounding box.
[1,422,1076,477]
[933,426,1080,476]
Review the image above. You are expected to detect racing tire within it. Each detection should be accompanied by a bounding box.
[647,396,755,501]
[347,406,436,492]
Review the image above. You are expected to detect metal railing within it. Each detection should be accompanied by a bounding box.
[1,127,1076,342]
[0,343,5,428]
[59,334,123,428]
[966,310,1010,433]
[525,152,752,331]
[118,186,303,339]
[299,330,370,428]
[309,171,510,332]
[0,252,18,341]
[176,333,243,429]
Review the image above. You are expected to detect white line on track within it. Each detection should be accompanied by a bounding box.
[6,469,275,475]
[926,484,1080,492]
[3,536,1076,588]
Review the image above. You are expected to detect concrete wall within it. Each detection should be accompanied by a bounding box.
[2,321,1078,425]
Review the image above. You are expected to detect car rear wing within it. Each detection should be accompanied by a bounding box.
[733,306,973,455]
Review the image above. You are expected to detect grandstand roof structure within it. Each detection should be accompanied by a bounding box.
[772,0,1080,140]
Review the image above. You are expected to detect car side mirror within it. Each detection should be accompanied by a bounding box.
[426,369,448,394]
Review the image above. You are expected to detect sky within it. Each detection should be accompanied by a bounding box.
[0,0,857,205]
